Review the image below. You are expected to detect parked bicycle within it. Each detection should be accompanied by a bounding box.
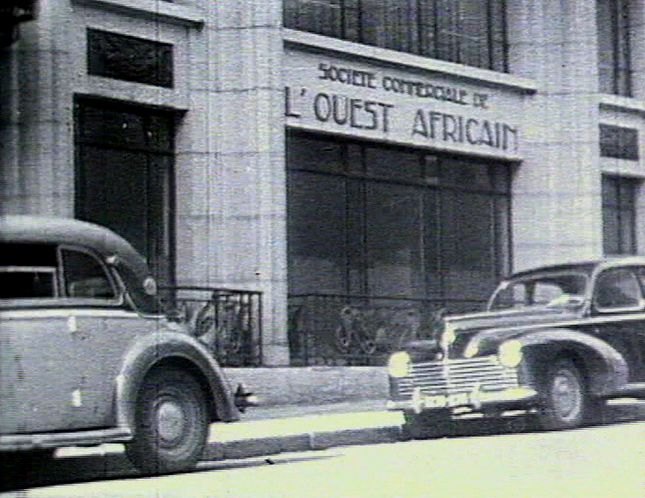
[193,299,247,360]
[335,305,378,355]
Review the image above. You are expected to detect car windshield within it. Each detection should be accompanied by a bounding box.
[489,272,588,311]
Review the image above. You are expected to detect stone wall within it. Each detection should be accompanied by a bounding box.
[225,367,389,406]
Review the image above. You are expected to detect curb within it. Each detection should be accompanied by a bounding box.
[204,425,405,462]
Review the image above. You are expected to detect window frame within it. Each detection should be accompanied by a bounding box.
[57,245,124,306]
[0,244,125,308]
[286,131,513,311]
[283,0,508,72]
[74,97,177,288]
[593,268,644,313]
[602,175,638,256]
[597,0,633,97]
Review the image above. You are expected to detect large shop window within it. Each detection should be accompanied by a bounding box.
[287,132,512,314]
[602,175,638,255]
[597,0,632,97]
[284,0,507,72]
[74,99,176,286]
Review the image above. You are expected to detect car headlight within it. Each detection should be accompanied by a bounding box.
[464,340,479,359]
[440,323,456,350]
[498,340,523,368]
[388,351,412,378]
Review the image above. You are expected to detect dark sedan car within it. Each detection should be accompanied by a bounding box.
[387,258,645,437]
[0,216,248,474]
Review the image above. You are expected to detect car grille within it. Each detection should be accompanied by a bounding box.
[397,356,519,397]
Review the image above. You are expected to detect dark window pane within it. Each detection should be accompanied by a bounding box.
[597,0,632,96]
[602,175,638,255]
[615,0,632,96]
[602,175,619,206]
[288,171,347,295]
[595,269,641,308]
[0,270,56,298]
[283,0,343,38]
[78,146,149,256]
[418,0,437,57]
[458,0,490,68]
[87,29,174,88]
[442,192,497,301]
[619,207,635,252]
[603,207,620,254]
[287,134,344,173]
[284,0,507,71]
[366,183,424,298]
[346,144,364,174]
[424,189,441,297]
[347,180,366,295]
[61,250,115,299]
[423,155,441,185]
[75,100,175,285]
[0,243,57,299]
[148,114,175,150]
[489,0,508,72]
[286,132,511,316]
[442,159,494,190]
[600,124,639,160]
[365,147,420,180]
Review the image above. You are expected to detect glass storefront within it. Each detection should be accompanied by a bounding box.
[287,131,512,314]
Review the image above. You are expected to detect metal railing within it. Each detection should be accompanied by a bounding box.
[288,294,486,366]
[161,286,263,367]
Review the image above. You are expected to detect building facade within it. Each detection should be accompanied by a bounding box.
[1,0,644,366]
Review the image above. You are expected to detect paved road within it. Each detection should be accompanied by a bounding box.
[2,410,643,498]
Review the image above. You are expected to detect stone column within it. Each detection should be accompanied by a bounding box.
[507,0,603,271]
[175,0,288,365]
[0,1,74,216]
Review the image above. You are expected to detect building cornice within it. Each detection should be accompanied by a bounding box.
[71,0,204,28]
[599,94,645,117]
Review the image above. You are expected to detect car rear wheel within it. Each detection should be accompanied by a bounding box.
[403,410,452,439]
[126,367,209,474]
[537,359,587,431]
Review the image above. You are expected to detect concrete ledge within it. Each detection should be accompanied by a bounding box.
[224,366,389,406]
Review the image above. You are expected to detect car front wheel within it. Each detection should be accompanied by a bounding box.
[126,367,209,474]
[537,359,587,431]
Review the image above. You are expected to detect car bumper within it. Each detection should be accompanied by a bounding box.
[387,386,538,414]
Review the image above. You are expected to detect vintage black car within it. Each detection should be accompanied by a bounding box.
[387,258,645,437]
[0,215,250,474]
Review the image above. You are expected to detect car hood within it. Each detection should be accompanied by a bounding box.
[403,306,582,360]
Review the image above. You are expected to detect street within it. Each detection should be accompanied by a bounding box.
[2,410,643,498]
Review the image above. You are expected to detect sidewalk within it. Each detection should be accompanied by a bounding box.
[56,399,406,462]
[207,399,404,460]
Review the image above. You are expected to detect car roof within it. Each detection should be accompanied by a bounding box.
[0,215,140,261]
[0,215,160,313]
[509,256,645,280]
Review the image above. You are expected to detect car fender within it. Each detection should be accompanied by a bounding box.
[515,327,629,396]
[113,330,240,432]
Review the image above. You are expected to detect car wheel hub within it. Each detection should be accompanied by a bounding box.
[155,398,186,445]
[552,370,581,420]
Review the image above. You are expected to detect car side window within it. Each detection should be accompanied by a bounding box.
[594,269,642,310]
[60,249,116,300]
[0,243,59,299]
